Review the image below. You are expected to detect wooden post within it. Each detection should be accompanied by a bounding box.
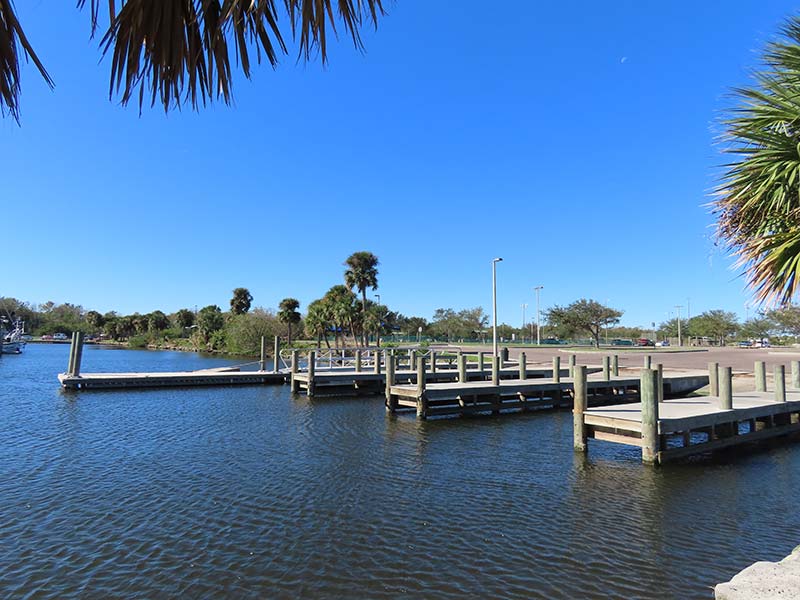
[792,361,800,389]
[273,336,280,373]
[72,332,85,377]
[478,351,486,374]
[573,365,588,452]
[643,355,652,369]
[708,362,719,397]
[385,351,397,411]
[552,356,561,383]
[612,354,619,377]
[416,356,427,419]
[775,364,786,403]
[259,336,267,371]
[430,350,437,374]
[656,363,664,403]
[720,366,733,410]
[492,355,500,386]
[290,350,299,392]
[755,361,766,392]
[568,354,576,378]
[519,352,527,380]
[501,347,509,368]
[67,331,77,375]
[458,352,467,382]
[602,356,610,381]
[307,351,316,397]
[355,350,362,372]
[410,350,417,371]
[640,368,659,464]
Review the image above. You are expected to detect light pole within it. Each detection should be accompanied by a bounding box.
[534,285,543,346]
[492,258,503,357]
[521,303,528,343]
[675,305,683,347]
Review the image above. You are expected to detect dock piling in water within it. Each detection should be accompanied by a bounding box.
[552,356,561,383]
[640,368,659,464]
[67,332,85,377]
[355,350,362,372]
[775,365,786,403]
[492,356,500,386]
[374,350,381,375]
[755,361,766,392]
[290,350,299,392]
[612,355,619,377]
[416,356,427,419]
[273,337,280,373]
[656,364,664,403]
[385,351,396,411]
[709,362,719,397]
[792,361,800,389]
[643,355,652,369]
[307,351,316,397]
[260,337,267,371]
[568,354,576,378]
[602,356,610,381]
[720,366,733,410]
[573,365,588,453]
[519,352,527,380]
[458,352,467,382]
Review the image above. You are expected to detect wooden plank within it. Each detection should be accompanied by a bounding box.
[659,421,800,462]
[583,414,642,433]
[590,430,643,447]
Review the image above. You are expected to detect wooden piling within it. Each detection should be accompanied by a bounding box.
[656,363,664,403]
[640,368,659,464]
[720,366,733,410]
[273,336,280,373]
[573,365,588,452]
[501,347,509,368]
[67,332,77,375]
[259,336,267,371]
[708,362,719,397]
[385,351,397,411]
[72,332,85,377]
[552,356,561,383]
[755,361,766,392]
[612,354,619,377]
[355,350,362,372]
[775,365,786,403]
[478,351,486,373]
[792,361,800,389]
[568,354,576,378]
[643,355,652,369]
[290,350,299,392]
[492,356,500,386]
[307,351,316,397]
[602,356,610,381]
[410,350,417,371]
[458,352,467,382]
[416,356,427,419]
[519,352,527,381]
[430,350,437,374]
[374,350,381,375]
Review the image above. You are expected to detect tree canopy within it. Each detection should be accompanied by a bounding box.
[278,297,301,343]
[1,0,385,121]
[230,287,253,315]
[713,16,800,305]
[545,299,622,348]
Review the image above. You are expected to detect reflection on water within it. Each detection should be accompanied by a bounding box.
[1,344,798,599]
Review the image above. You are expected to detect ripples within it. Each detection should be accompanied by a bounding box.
[2,345,800,599]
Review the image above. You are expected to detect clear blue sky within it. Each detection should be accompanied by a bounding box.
[3,1,797,328]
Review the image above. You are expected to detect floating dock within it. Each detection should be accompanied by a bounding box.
[575,361,800,463]
[58,368,288,390]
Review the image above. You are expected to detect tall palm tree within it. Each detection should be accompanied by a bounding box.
[1,0,384,121]
[713,16,800,305]
[343,251,379,346]
[278,297,301,344]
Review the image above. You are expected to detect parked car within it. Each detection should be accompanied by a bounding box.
[40,334,53,341]
[53,332,68,340]
[611,339,634,346]
[636,338,655,347]
[738,340,753,348]
[655,340,670,347]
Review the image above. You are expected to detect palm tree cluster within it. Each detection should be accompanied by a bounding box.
[713,16,800,305]
[1,0,384,121]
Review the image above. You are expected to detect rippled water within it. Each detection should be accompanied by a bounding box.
[2,344,799,599]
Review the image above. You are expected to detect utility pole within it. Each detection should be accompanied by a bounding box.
[492,258,503,357]
[675,305,683,347]
[521,303,528,343]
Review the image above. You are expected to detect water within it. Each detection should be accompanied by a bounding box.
[2,344,798,599]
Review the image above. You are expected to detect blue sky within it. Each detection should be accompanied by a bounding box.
[3,1,797,328]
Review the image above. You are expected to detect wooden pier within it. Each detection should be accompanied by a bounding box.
[575,361,800,463]
[383,353,708,419]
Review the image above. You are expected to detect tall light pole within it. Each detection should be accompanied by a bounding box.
[675,305,683,347]
[534,285,544,346]
[521,303,528,343]
[492,258,503,357]
[374,294,381,347]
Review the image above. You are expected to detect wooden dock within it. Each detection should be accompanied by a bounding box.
[58,368,288,390]
[575,361,800,463]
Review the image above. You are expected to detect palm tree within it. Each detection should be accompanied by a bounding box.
[1,0,384,122]
[278,298,301,344]
[343,251,379,346]
[713,17,800,305]
[230,287,253,315]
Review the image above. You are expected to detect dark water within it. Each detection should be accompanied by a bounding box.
[2,345,798,599]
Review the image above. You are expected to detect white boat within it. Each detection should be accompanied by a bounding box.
[1,316,26,354]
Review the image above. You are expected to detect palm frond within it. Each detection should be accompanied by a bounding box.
[76,0,384,112]
[713,15,800,305]
[0,0,53,122]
